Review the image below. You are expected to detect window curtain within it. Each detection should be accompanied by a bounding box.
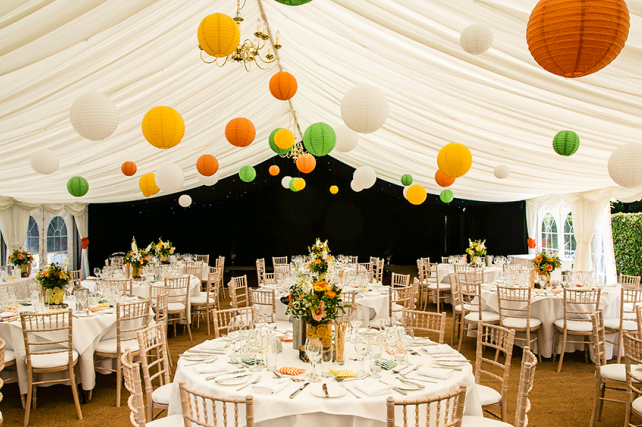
[0,204,31,252]
[73,211,89,279]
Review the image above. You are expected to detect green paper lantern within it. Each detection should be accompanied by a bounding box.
[401,174,413,186]
[553,130,580,156]
[440,189,454,204]
[239,165,256,183]
[275,0,312,5]
[289,178,299,192]
[303,122,336,157]
[67,176,89,197]
[269,128,291,155]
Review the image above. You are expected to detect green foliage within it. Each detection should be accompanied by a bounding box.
[611,201,642,213]
[612,213,642,277]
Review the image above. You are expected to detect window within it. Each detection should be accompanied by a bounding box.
[541,213,558,252]
[563,214,576,259]
[47,216,67,265]
[24,216,40,269]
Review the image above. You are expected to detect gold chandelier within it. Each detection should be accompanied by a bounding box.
[199,0,281,71]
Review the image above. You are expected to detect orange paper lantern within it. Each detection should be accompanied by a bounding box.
[269,71,298,101]
[296,153,316,174]
[526,0,629,78]
[435,170,455,188]
[225,118,256,147]
[121,161,137,177]
[196,154,219,176]
[269,165,280,176]
[139,173,159,198]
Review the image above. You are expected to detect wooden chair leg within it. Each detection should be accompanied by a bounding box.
[552,328,559,363]
[69,367,83,420]
[450,313,457,346]
[536,328,542,362]
[32,385,37,409]
[557,331,568,373]
[617,332,623,364]
[206,309,211,335]
[457,320,466,352]
[597,382,606,421]
[116,357,122,407]
[186,316,193,341]
[589,381,601,427]
[24,381,33,427]
[436,291,441,313]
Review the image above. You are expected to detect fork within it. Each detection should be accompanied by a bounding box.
[338,383,361,399]
[237,375,262,391]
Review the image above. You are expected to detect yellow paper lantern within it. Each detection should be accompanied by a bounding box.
[437,143,472,178]
[274,129,295,150]
[142,106,185,149]
[330,185,339,194]
[197,13,240,58]
[406,184,427,205]
[293,177,306,191]
[139,173,160,197]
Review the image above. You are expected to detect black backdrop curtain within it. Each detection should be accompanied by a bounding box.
[88,156,527,269]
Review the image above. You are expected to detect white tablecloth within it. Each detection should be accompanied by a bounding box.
[167,335,482,427]
[437,265,502,285]
[1,276,36,299]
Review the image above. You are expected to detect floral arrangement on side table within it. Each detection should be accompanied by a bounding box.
[123,237,152,278]
[465,239,487,265]
[154,238,175,263]
[9,248,34,277]
[35,262,70,305]
[531,250,561,283]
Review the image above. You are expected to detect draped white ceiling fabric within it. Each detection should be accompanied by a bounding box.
[1,0,642,204]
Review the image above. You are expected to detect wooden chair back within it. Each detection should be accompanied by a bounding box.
[212,307,256,338]
[165,276,190,307]
[391,272,410,288]
[637,305,642,338]
[69,269,81,288]
[373,258,384,283]
[619,274,641,289]
[390,283,416,314]
[184,261,203,278]
[137,322,172,421]
[150,285,169,325]
[496,285,533,325]
[441,257,449,263]
[591,311,608,372]
[619,287,642,329]
[509,257,531,267]
[465,269,484,284]
[179,380,255,427]
[562,288,601,325]
[274,263,292,274]
[416,259,425,283]
[195,254,210,264]
[623,333,642,427]
[263,272,283,286]
[272,256,288,267]
[207,267,222,299]
[256,258,266,284]
[345,256,358,264]
[402,310,446,343]
[338,290,356,321]
[0,338,5,405]
[105,278,133,296]
[121,349,149,427]
[229,275,249,308]
[514,347,538,427]
[116,299,151,354]
[21,310,74,370]
[459,281,483,318]
[386,385,466,427]
[250,288,276,323]
[503,264,528,273]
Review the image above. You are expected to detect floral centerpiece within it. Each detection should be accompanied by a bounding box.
[154,238,175,264]
[465,239,487,265]
[35,261,69,305]
[123,237,152,278]
[9,248,34,277]
[531,250,561,283]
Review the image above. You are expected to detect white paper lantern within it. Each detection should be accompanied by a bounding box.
[460,24,493,55]
[155,163,184,193]
[608,142,642,188]
[403,186,409,199]
[350,180,363,192]
[30,149,59,175]
[353,166,377,189]
[198,171,220,186]
[334,125,359,153]
[70,93,119,141]
[178,194,192,207]
[281,176,292,189]
[341,84,389,134]
[494,165,511,179]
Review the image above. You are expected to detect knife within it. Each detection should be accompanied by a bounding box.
[289,382,310,399]
[323,383,330,398]
[205,370,246,381]
[215,373,252,384]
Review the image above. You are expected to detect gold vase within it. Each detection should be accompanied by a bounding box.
[20,263,31,278]
[132,265,142,279]
[306,322,333,365]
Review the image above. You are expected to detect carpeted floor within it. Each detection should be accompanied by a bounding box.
[0,284,633,427]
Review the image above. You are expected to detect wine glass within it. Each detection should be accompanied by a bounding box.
[368,333,384,378]
[354,331,370,377]
[350,310,364,343]
[248,330,264,372]
[384,326,399,362]
[400,327,414,366]
[305,337,323,382]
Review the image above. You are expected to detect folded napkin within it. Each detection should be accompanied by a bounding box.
[252,378,290,394]
[354,378,392,396]
[193,363,228,375]
[416,366,454,380]
[330,369,357,378]
[375,360,398,370]
[198,341,228,352]
[422,344,458,356]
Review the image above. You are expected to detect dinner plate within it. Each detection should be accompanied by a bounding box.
[215,375,251,386]
[435,360,469,368]
[310,383,347,398]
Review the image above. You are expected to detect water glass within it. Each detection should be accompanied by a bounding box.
[369,334,384,378]
[266,336,279,371]
[354,332,370,376]
[320,340,333,378]
[305,337,323,382]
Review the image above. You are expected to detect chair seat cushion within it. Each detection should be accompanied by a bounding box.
[95,338,139,354]
[4,349,15,363]
[600,364,628,382]
[501,317,542,329]
[553,319,593,332]
[477,384,502,406]
[190,294,216,305]
[633,396,642,415]
[148,414,184,427]
[604,318,638,331]
[465,311,500,323]
[427,283,451,290]
[28,350,79,369]
[461,415,511,427]
[168,302,186,312]
[151,383,172,405]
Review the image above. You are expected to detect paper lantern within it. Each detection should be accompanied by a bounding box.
[178,195,192,208]
[460,24,493,55]
[239,165,256,182]
[303,123,335,156]
[30,149,59,175]
[353,166,376,189]
[142,106,185,149]
[350,180,363,192]
[553,130,580,156]
[226,118,255,148]
[440,189,454,204]
[435,170,455,187]
[334,125,359,153]
[296,153,316,174]
[139,173,159,197]
[274,129,295,150]
[281,176,292,189]
[330,185,339,194]
[269,71,298,101]
[275,0,313,5]
[197,13,240,58]
[268,128,290,155]
[288,178,299,192]
[526,0,630,78]
[403,187,409,199]
[293,177,306,191]
[196,154,219,176]
[70,93,119,141]
[406,184,427,206]
[121,161,137,177]
[198,171,220,186]
[401,174,413,186]
[341,84,389,134]
[437,143,473,178]
[494,165,511,179]
[608,142,642,188]
[269,165,280,176]
[155,163,184,193]
[67,177,89,197]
